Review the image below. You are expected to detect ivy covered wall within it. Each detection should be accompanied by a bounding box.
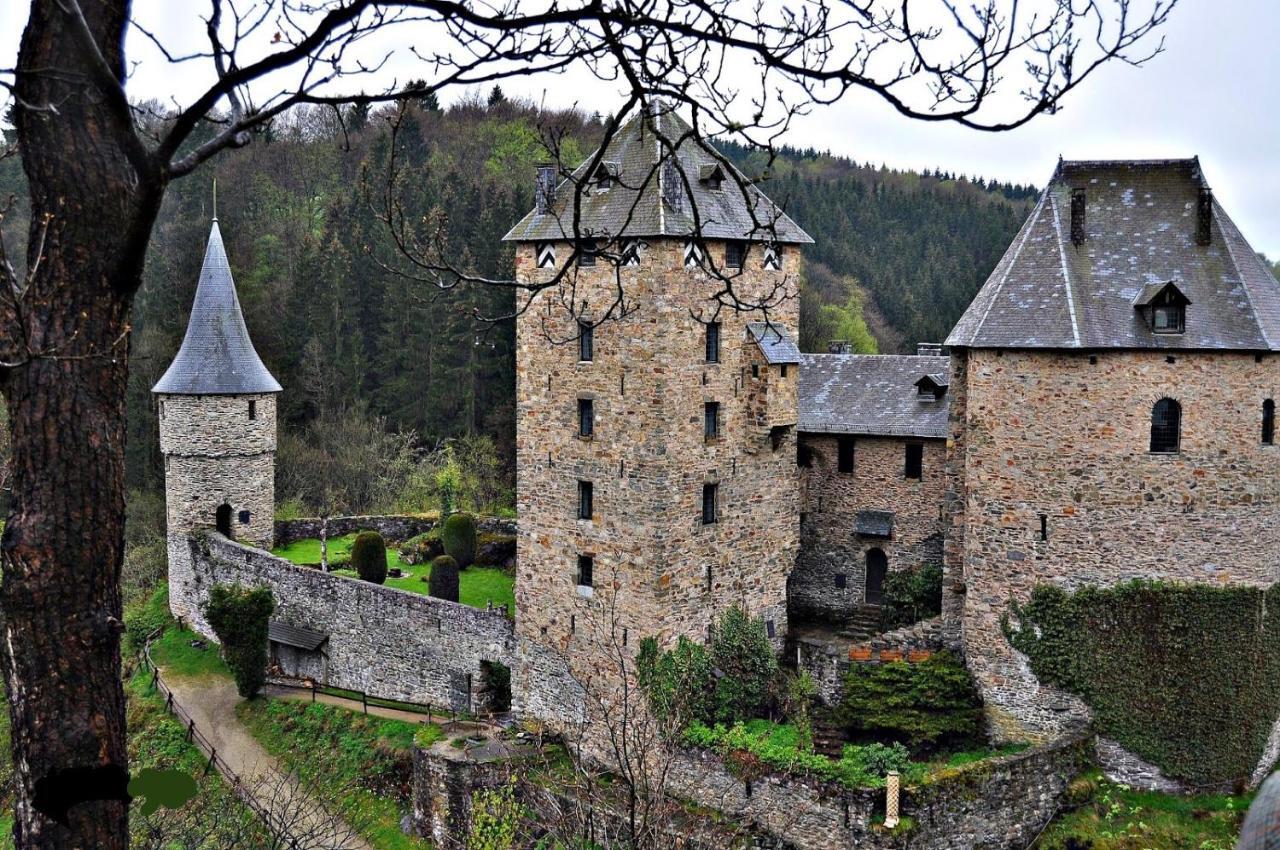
[1003,581,1280,787]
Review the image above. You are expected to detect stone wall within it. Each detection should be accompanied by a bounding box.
[160,392,278,623]
[663,733,1090,850]
[945,348,1280,741]
[513,239,801,722]
[273,515,517,548]
[185,532,518,710]
[795,617,944,705]
[793,434,945,622]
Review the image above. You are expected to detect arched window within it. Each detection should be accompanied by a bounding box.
[1264,400,1275,445]
[1149,398,1181,454]
[865,548,888,606]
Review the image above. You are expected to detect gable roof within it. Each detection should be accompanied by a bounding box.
[748,322,802,364]
[798,354,951,438]
[503,105,812,244]
[946,158,1280,351]
[268,620,328,652]
[153,221,282,395]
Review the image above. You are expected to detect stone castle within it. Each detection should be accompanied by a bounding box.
[155,106,1280,794]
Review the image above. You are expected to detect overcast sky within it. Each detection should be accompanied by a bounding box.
[3,0,1279,256]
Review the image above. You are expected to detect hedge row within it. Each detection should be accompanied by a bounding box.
[1003,580,1280,786]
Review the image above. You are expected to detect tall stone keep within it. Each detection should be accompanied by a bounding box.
[154,219,282,623]
[503,104,813,723]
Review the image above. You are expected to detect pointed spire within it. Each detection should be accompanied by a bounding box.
[152,221,282,395]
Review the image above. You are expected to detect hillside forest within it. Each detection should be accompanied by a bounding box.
[0,92,1043,514]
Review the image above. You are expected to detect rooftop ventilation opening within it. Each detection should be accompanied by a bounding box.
[828,340,851,355]
[1070,188,1086,246]
[535,164,557,214]
[1197,188,1213,246]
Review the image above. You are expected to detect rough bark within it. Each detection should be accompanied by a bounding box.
[4,0,163,846]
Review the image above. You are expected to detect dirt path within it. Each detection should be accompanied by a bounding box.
[262,683,495,737]
[162,675,375,850]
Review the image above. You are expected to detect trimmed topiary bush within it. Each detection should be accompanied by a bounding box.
[399,531,444,565]
[350,530,387,585]
[204,583,275,698]
[440,512,477,568]
[833,651,983,755]
[428,554,460,602]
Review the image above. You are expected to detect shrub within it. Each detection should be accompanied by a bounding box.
[399,531,444,565]
[880,562,943,631]
[350,531,387,584]
[638,636,713,728]
[204,583,275,698]
[428,555,460,602]
[708,606,778,724]
[441,512,477,568]
[833,651,983,755]
[475,533,516,567]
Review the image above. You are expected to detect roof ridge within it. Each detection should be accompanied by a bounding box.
[1046,190,1083,347]
[1213,197,1275,350]
[967,186,1051,344]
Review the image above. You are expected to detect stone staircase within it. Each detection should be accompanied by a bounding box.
[836,605,883,642]
[811,717,846,759]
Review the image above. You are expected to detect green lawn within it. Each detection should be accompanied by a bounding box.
[272,533,515,613]
[237,697,442,850]
[1035,771,1250,850]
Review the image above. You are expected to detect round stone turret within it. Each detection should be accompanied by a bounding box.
[154,220,281,620]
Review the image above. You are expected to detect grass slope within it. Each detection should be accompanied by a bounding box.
[237,698,442,850]
[273,533,515,612]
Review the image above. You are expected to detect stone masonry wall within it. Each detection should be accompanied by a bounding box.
[513,239,800,724]
[793,434,945,622]
[796,617,944,705]
[185,532,518,710]
[160,392,277,622]
[273,515,516,548]
[946,348,1280,741]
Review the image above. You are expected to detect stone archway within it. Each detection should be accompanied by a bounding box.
[215,503,232,537]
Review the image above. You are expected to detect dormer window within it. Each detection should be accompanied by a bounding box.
[1132,281,1189,335]
[914,374,949,400]
[594,161,619,192]
[699,164,725,191]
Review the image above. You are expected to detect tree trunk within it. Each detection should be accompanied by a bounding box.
[5,1,164,846]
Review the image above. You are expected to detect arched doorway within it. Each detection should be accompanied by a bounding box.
[215,503,232,537]
[865,548,888,606]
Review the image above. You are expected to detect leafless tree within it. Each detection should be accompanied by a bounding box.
[1,1,1173,846]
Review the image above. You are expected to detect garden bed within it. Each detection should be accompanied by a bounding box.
[272,533,515,612]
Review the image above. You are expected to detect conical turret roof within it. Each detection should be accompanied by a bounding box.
[152,221,282,394]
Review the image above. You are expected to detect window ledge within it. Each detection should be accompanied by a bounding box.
[575,585,594,599]
[577,434,594,442]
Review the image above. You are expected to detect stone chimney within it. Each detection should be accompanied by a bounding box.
[1197,188,1213,246]
[828,340,851,355]
[1070,188,1086,246]
[535,164,557,214]
[917,342,944,357]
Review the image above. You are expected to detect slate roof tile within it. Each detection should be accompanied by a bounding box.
[798,354,951,438]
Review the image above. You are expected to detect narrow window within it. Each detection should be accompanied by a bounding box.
[578,480,593,520]
[578,398,594,438]
[1150,398,1181,453]
[705,565,713,591]
[159,399,165,419]
[1263,400,1275,445]
[751,363,760,379]
[835,573,847,589]
[766,620,776,639]
[578,321,594,361]
[704,402,720,440]
[622,628,629,647]
[1039,514,1048,542]
[577,555,594,588]
[570,615,576,633]
[702,483,718,525]
[905,443,924,480]
[724,240,745,269]
[577,240,598,267]
[837,436,855,474]
[706,322,721,363]
[780,364,789,378]
[248,400,256,420]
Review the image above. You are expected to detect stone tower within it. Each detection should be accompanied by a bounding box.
[503,104,813,722]
[154,219,282,623]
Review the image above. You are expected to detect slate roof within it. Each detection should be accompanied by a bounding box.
[947,158,1280,351]
[268,620,328,652]
[153,221,282,394]
[855,510,894,538]
[798,354,951,438]
[503,105,812,244]
[748,322,802,364]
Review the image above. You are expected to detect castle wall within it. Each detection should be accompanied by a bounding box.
[160,392,277,621]
[947,347,1280,740]
[513,239,801,720]
[793,434,946,621]
[183,532,524,711]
